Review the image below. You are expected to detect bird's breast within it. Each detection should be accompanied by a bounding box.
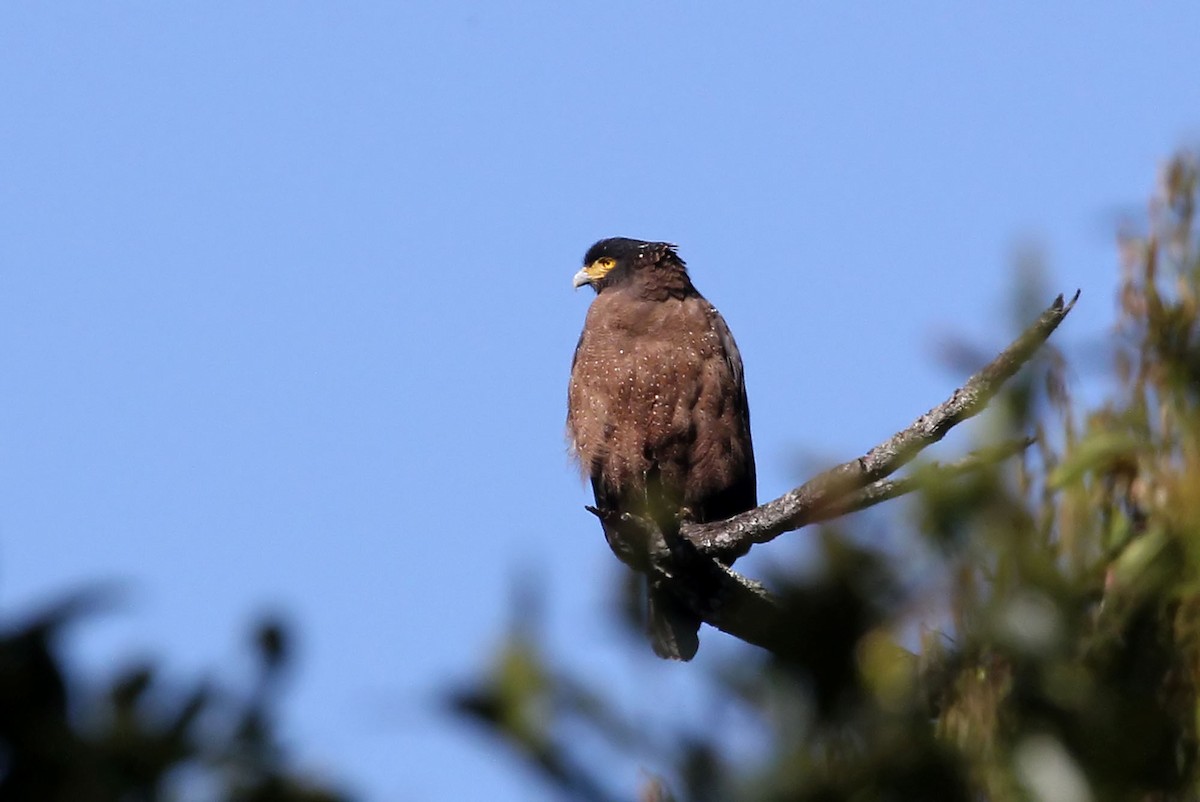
[569,300,723,480]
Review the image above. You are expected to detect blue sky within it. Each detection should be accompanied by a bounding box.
[2,3,1199,799]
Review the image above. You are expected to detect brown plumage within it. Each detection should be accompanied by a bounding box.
[567,238,756,660]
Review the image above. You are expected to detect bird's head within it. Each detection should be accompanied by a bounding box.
[572,238,685,294]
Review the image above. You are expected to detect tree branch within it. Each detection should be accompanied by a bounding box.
[594,439,1038,654]
[801,436,1036,525]
[588,505,797,653]
[682,292,1079,557]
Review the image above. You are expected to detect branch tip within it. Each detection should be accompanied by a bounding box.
[679,293,1077,557]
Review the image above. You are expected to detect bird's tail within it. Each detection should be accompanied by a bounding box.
[647,582,700,661]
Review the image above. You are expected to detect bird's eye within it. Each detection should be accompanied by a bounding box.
[595,257,615,269]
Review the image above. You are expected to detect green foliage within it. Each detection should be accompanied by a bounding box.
[0,591,349,802]
[455,153,1200,801]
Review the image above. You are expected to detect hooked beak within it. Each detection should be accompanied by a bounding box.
[572,267,593,289]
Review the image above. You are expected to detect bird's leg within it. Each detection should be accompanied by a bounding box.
[586,505,668,573]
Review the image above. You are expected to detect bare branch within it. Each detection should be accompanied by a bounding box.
[803,436,1036,525]
[598,437,1037,657]
[682,292,1079,558]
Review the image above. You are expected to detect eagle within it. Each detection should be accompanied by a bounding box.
[567,238,756,660]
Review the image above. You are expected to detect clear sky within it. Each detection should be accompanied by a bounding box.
[2,3,1199,800]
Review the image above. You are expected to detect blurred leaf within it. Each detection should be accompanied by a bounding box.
[1046,430,1141,490]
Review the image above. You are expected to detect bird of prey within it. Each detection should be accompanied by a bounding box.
[567,237,756,660]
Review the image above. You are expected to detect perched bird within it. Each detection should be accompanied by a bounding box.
[567,238,756,660]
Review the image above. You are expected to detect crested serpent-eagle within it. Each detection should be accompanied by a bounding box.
[567,238,756,660]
